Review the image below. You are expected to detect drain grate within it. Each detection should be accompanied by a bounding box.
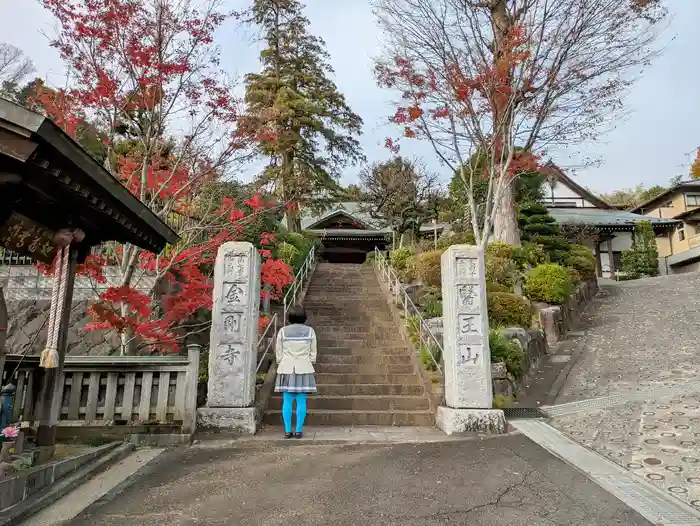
[503,407,549,419]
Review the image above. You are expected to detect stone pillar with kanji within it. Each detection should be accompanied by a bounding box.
[197,242,261,434]
[436,245,506,435]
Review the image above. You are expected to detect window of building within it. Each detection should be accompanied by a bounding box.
[679,229,686,241]
[686,194,700,206]
[663,200,673,207]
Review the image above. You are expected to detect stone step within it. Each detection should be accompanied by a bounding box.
[314,363,416,374]
[263,409,435,426]
[309,383,425,396]
[316,354,414,365]
[317,346,412,356]
[316,373,422,384]
[269,395,430,411]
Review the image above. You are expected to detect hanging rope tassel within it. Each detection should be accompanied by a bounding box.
[40,247,68,369]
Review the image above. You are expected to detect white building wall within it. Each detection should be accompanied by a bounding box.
[598,232,634,278]
[541,179,596,208]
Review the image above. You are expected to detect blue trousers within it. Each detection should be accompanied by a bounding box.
[281,392,307,433]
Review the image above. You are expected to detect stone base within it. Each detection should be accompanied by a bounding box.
[436,407,506,435]
[197,407,257,435]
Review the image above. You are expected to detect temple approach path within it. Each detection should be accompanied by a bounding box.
[536,273,700,517]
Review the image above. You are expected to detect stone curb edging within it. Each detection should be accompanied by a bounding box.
[0,442,135,525]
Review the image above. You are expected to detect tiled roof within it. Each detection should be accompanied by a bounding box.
[548,207,679,228]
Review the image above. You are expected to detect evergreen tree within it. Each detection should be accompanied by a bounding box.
[244,0,365,231]
[518,202,569,263]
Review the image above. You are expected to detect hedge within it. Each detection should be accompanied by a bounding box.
[524,263,574,304]
[487,291,531,328]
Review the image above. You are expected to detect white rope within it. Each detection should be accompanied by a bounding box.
[40,247,68,368]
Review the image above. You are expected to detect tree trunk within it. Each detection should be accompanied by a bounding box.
[493,182,521,246]
[286,206,301,233]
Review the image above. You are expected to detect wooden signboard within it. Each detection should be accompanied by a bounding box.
[0,213,58,263]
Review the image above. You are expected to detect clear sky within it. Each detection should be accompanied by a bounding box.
[2,0,698,194]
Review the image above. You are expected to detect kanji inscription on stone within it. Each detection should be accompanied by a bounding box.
[457,314,481,335]
[208,242,261,409]
[223,282,247,307]
[218,344,242,365]
[457,284,479,312]
[223,252,248,281]
[222,312,246,342]
[457,344,481,366]
[441,245,493,408]
[455,257,478,280]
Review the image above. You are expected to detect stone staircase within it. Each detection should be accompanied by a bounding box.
[264,263,435,426]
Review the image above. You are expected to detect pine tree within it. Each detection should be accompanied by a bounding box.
[244,0,365,231]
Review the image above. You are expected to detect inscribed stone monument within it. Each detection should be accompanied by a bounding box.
[197,242,261,434]
[436,245,506,434]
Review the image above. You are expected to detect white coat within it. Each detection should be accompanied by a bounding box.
[275,324,317,375]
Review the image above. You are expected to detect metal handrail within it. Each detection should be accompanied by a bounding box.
[282,244,315,320]
[255,313,277,373]
[256,244,316,373]
[373,247,443,374]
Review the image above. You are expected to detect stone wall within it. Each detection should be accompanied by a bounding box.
[5,299,122,356]
[1,265,156,356]
[491,328,547,399]
[0,265,155,301]
[535,278,598,346]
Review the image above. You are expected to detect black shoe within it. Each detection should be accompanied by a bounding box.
[284,432,293,439]
[294,432,303,439]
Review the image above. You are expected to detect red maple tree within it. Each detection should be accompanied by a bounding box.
[374,0,665,248]
[375,25,540,248]
[34,0,293,353]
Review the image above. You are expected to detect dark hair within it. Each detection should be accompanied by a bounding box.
[287,305,307,325]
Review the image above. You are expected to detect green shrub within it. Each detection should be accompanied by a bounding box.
[390,247,413,271]
[487,291,531,328]
[565,254,596,281]
[413,250,443,287]
[620,221,659,279]
[487,241,516,260]
[519,202,570,263]
[513,242,548,269]
[493,394,514,409]
[524,263,574,304]
[420,288,443,317]
[436,230,476,250]
[420,342,442,372]
[284,232,310,251]
[278,241,301,262]
[485,253,519,289]
[405,316,442,371]
[489,330,525,378]
[486,282,509,293]
[365,251,377,265]
[564,243,596,281]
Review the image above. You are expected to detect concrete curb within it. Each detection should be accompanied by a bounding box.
[546,339,586,404]
[0,442,135,525]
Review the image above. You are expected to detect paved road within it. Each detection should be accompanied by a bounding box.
[548,274,700,512]
[556,274,700,404]
[68,436,648,526]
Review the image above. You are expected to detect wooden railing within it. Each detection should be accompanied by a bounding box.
[2,345,200,433]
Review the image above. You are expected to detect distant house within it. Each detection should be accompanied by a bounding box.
[540,164,677,277]
[284,165,677,273]
[631,180,700,274]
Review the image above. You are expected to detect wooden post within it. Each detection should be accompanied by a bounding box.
[183,343,200,434]
[606,238,616,278]
[36,248,78,447]
[594,242,603,278]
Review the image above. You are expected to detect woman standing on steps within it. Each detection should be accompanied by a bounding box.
[274,305,317,438]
